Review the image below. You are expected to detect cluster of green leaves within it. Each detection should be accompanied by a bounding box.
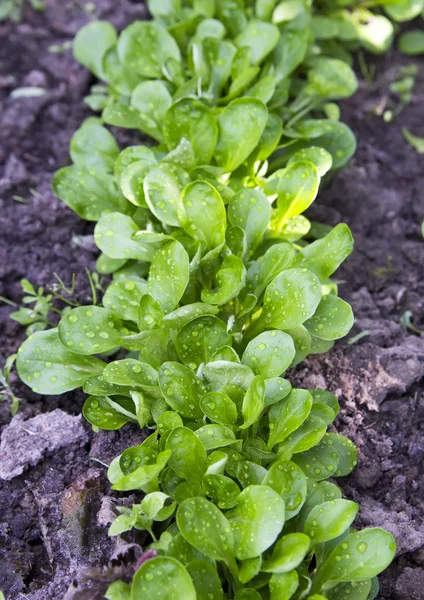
[10,0,403,597]
[0,0,44,22]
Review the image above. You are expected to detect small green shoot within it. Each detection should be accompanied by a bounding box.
[400,311,424,336]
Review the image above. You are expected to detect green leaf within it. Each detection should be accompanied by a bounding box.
[214,98,268,172]
[143,164,186,226]
[130,80,172,142]
[103,279,147,322]
[272,28,308,82]
[58,306,122,355]
[181,181,226,251]
[113,449,171,491]
[235,19,280,65]
[258,268,322,331]
[313,528,396,592]
[246,243,295,298]
[237,460,267,488]
[305,57,358,100]
[304,499,358,545]
[118,21,181,78]
[102,46,142,95]
[148,240,190,313]
[403,127,424,153]
[228,189,271,260]
[138,294,164,331]
[264,377,292,407]
[399,30,424,55]
[242,331,295,378]
[177,497,236,565]
[262,532,310,573]
[267,161,320,229]
[227,484,285,560]
[200,391,238,426]
[326,433,358,477]
[304,295,354,341]
[202,255,246,305]
[195,424,237,450]
[167,426,207,482]
[16,329,104,394]
[234,590,261,600]
[132,557,196,599]
[269,570,299,600]
[187,560,224,600]
[268,389,313,449]
[326,581,372,600]
[52,167,128,221]
[103,358,158,390]
[70,120,119,171]
[263,460,307,518]
[163,303,219,330]
[114,145,157,178]
[203,473,241,509]
[203,361,254,391]
[94,213,152,261]
[294,120,356,170]
[176,315,231,369]
[292,435,339,481]
[240,375,265,430]
[83,395,136,430]
[288,146,333,177]
[293,224,354,281]
[105,580,131,600]
[164,98,218,165]
[356,14,393,54]
[73,21,117,79]
[159,361,204,418]
[384,0,424,22]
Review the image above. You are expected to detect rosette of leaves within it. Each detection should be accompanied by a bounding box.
[73,0,359,161]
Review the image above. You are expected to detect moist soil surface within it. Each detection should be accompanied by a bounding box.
[0,2,423,599]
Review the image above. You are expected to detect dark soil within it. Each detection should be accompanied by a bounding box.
[0,2,423,598]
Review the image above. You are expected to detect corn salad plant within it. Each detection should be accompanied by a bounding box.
[10,0,414,597]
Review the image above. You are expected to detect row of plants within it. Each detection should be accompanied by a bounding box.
[8,0,422,598]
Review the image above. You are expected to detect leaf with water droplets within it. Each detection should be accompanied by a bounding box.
[294,119,356,170]
[159,361,204,418]
[130,80,172,142]
[164,98,218,165]
[201,255,246,305]
[214,98,268,172]
[262,532,310,573]
[176,315,231,369]
[70,119,119,172]
[52,167,129,221]
[240,375,265,430]
[138,293,164,331]
[105,579,131,600]
[143,163,188,227]
[187,560,224,600]
[325,580,372,600]
[94,213,153,261]
[195,424,237,450]
[269,570,299,600]
[304,499,358,546]
[102,45,142,96]
[113,449,171,492]
[131,556,196,599]
[267,161,320,230]
[263,460,307,519]
[148,240,190,314]
[203,361,255,391]
[177,496,236,565]
[311,389,340,416]
[264,377,292,407]
[103,358,158,392]
[228,189,271,260]
[227,484,285,560]
[16,329,105,394]
[235,19,279,65]
[166,426,207,482]
[305,294,354,341]
[114,145,157,178]
[305,57,357,100]
[83,395,136,430]
[246,243,295,298]
[257,267,322,331]
[234,590,262,600]
[313,528,396,592]
[103,279,147,322]
[163,303,219,330]
[268,389,312,450]
[288,146,333,177]
[293,224,354,281]
[180,181,226,252]
[118,21,181,78]
[242,331,295,379]
[73,21,117,79]
[58,306,122,355]
[292,434,340,481]
[200,391,238,426]
[326,433,358,477]
[237,460,267,488]
[203,473,241,509]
